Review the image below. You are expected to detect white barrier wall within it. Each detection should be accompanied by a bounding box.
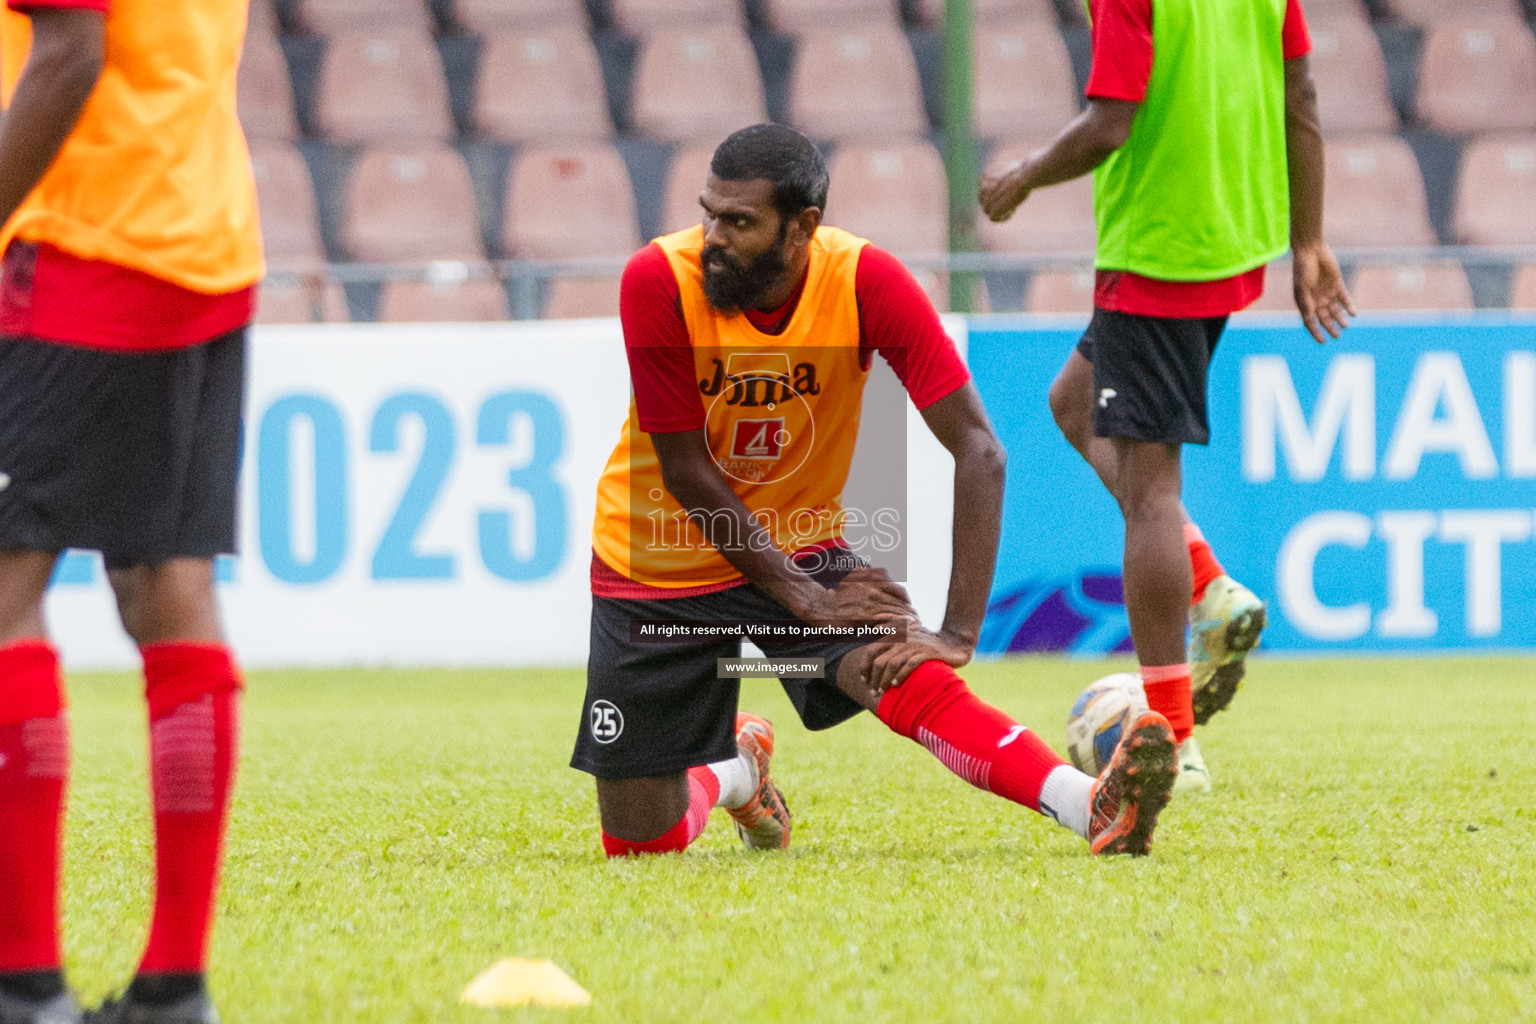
[45,318,965,668]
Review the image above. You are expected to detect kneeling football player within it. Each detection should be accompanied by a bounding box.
[571,125,1179,859]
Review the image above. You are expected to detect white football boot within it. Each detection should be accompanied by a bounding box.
[1188,575,1266,726]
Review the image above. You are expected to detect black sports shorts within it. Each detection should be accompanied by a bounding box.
[1076,307,1229,446]
[0,329,245,569]
[571,551,873,780]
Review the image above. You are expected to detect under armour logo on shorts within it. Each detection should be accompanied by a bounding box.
[1098,388,1117,408]
[589,700,624,744]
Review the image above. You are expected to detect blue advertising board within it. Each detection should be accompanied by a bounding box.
[971,314,1536,654]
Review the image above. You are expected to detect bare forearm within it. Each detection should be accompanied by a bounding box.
[1012,111,1123,193]
[939,440,1005,647]
[1285,58,1325,249]
[0,11,104,225]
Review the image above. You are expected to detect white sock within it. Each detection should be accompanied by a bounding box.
[1038,764,1095,840]
[708,754,756,809]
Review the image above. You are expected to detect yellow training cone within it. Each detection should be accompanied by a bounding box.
[460,958,592,1009]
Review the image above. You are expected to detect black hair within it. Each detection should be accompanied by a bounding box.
[710,123,830,219]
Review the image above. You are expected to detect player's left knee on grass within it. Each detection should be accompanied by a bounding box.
[595,775,693,855]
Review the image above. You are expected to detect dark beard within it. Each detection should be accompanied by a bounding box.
[701,237,790,315]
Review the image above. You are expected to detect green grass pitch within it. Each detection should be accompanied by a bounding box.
[57,657,1536,1023]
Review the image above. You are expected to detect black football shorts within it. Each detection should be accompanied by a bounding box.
[1076,307,1228,446]
[571,549,875,780]
[0,329,245,569]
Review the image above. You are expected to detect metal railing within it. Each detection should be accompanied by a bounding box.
[265,245,1536,320]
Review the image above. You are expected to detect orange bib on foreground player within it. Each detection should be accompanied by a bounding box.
[592,224,871,587]
[0,0,263,294]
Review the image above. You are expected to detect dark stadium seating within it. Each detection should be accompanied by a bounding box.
[630,26,769,143]
[474,27,612,142]
[234,0,1536,317]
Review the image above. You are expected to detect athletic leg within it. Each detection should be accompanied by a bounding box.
[832,654,1175,853]
[108,559,240,1012]
[0,552,76,1016]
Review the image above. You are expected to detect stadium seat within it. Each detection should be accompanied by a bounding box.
[764,0,899,33]
[453,0,587,34]
[341,145,485,261]
[257,280,351,324]
[1452,134,1536,245]
[503,144,641,260]
[1386,0,1522,25]
[290,0,433,35]
[978,140,1096,255]
[248,0,278,40]
[474,28,611,142]
[377,280,511,321]
[314,30,454,143]
[918,0,1061,27]
[1350,263,1475,311]
[238,28,299,142]
[1414,18,1536,135]
[973,21,1079,140]
[250,143,324,266]
[659,142,715,236]
[825,139,948,257]
[542,277,623,319]
[1024,269,1095,314]
[630,26,768,143]
[1321,136,1436,248]
[1511,265,1536,309]
[609,0,744,32]
[1307,13,1397,137]
[787,26,927,140]
[1288,0,1368,13]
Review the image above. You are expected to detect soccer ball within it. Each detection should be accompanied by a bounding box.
[1066,672,1150,775]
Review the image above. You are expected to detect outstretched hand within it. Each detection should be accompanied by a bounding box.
[1292,242,1356,344]
[978,160,1031,223]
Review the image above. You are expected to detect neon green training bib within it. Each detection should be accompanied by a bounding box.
[1092,0,1292,282]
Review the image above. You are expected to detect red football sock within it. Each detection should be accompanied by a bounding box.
[0,641,68,974]
[876,661,1065,813]
[1141,663,1194,743]
[1185,522,1225,605]
[138,643,242,974]
[601,768,717,858]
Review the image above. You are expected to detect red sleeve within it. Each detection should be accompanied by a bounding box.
[6,0,109,10]
[619,243,706,434]
[855,246,969,411]
[1084,0,1153,102]
[1282,0,1311,60]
